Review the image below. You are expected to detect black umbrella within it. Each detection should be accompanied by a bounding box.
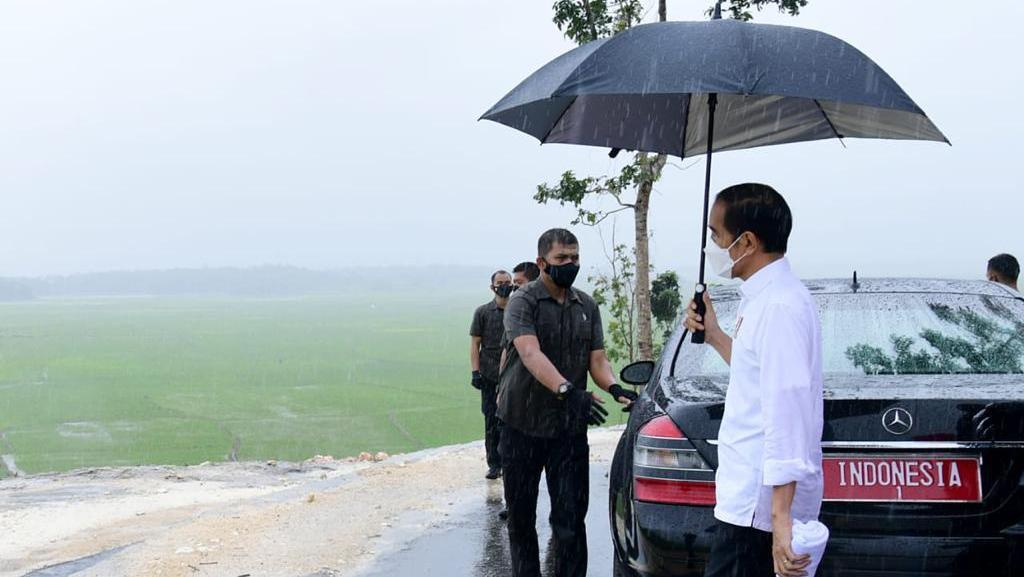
[481,18,947,343]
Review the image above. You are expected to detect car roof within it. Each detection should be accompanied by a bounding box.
[708,277,1021,302]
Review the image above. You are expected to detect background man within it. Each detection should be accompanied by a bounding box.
[498,228,636,577]
[470,269,514,479]
[512,261,540,289]
[987,253,1019,291]
[500,261,542,372]
[684,183,824,577]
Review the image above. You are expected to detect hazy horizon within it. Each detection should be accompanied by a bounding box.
[0,262,991,282]
[0,1,1019,282]
[4,263,495,279]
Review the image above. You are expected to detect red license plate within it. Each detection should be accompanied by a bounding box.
[823,455,982,503]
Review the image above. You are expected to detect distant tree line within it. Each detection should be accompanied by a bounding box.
[0,265,495,298]
[0,278,33,301]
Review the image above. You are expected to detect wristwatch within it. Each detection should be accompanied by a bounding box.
[557,381,573,397]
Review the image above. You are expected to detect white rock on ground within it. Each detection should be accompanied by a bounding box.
[0,427,625,577]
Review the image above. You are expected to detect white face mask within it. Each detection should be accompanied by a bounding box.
[704,234,750,279]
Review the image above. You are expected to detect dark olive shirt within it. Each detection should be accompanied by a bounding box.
[470,299,505,383]
[497,279,604,438]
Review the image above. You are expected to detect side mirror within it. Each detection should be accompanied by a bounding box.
[619,361,655,386]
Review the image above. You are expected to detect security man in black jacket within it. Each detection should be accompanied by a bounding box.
[498,228,637,577]
[471,269,514,479]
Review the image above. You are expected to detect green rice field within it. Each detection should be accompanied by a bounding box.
[0,292,625,476]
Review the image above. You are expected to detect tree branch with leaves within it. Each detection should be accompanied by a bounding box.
[708,0,807,21]
[541,0,808,362]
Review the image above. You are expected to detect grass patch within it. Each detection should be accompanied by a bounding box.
[0,292,627,476]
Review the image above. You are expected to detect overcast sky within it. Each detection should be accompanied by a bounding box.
[0,0,1019,282]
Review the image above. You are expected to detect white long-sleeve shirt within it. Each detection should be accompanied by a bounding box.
[713,257,824,533]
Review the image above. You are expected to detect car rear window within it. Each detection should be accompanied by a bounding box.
[663,291,1024,401]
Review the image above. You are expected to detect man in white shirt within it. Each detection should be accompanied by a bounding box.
[684,183,824,577]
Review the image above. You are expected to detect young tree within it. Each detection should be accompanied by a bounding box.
[590,238,638,364]
[543,0,807,361]
[543,0,663,361]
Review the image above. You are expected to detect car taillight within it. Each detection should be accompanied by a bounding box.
[633,415,716,506]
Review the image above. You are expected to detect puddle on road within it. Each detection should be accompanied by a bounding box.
[356,464,613,577]
[19,544,136,577]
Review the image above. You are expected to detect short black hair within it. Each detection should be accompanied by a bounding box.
[490,269,510,284]
[513,261,540,281]
[988,253,1020,283]
[537,228,579,258]
[714,183,792,254]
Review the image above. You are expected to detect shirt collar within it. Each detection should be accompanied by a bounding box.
[568,287,582,302]
[536,281,581,303]
[739,257,790,299]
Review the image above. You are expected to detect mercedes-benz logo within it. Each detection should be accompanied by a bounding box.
[882,407,913,435]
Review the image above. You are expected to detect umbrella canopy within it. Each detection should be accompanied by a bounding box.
[482,18,947,345]
[482,19,947,157]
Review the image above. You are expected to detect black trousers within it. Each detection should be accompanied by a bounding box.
[703,520,775,577]
[500,424,589,577]
[481,381,502,469]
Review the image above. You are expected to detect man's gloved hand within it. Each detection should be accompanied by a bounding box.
[471,371,484,390]
[608,384,638,403]
[589,399,610,425]
[565,387,609,430]
[609,384,639,413]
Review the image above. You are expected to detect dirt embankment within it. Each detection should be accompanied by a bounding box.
[0,428,624,577]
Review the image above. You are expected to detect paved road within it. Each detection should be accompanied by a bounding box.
[358,462,615,577]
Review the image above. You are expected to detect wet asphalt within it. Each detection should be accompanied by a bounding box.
[358,462,614,577]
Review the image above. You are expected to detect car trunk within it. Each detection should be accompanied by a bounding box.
[657,392,1024,537]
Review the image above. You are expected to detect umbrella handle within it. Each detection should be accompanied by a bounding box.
[691,93,716,346]
[690,284,707,344]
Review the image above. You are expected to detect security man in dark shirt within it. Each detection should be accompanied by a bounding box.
[500,261,542,373]
[498,228,637,577]
[471,269,514,479]
[512,260,541,289]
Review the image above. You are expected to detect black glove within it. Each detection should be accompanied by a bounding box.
[608,384,638,403]
[471,371,484,390]
[565,387,609,430]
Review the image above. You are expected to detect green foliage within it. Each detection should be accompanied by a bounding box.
[552,0,645,44]
[0,292,645,477]
[589,246,682,362]
[650,271,681,324]
[590,242,637,363]
[534,154,657,226]
[845,343,895,375]
[708,0,807,21]
[845,303,1024,375]
[534,172,598,221]
[651,270,682,354]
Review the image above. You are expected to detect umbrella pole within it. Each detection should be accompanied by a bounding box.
[691,92,718,344]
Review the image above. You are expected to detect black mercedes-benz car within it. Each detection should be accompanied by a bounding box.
[609,278,1024,576]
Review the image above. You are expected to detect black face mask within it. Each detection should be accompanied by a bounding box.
[543,260,580,289]
[494,284,514,298]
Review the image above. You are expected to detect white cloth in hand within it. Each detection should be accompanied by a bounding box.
[789,520,828,577]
